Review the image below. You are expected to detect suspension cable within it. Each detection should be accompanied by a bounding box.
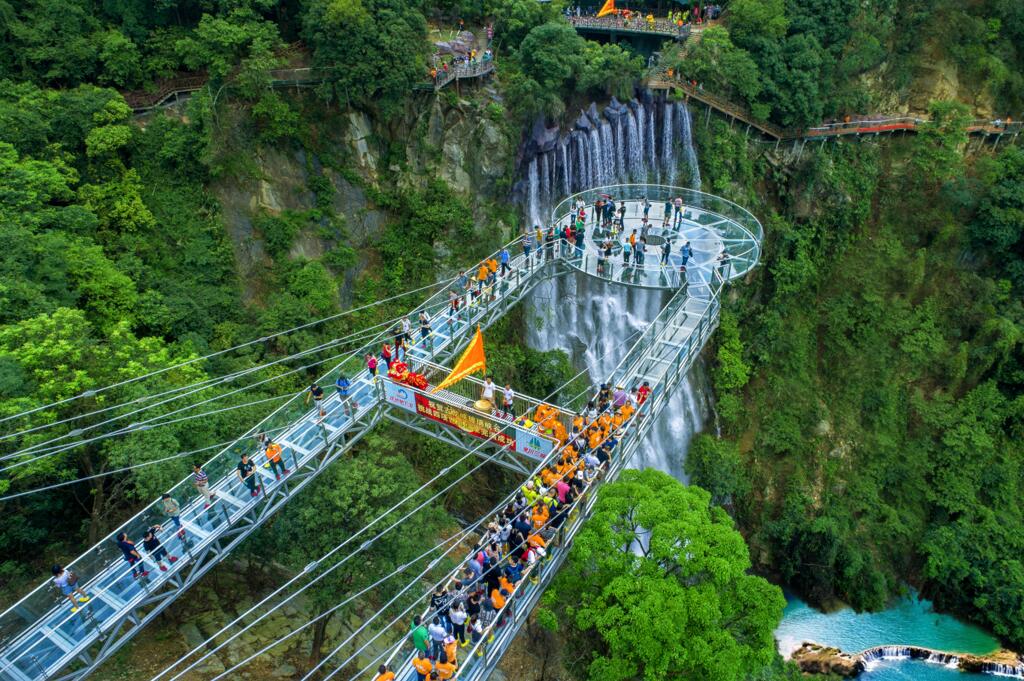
[0,308,425,458]
[0,277,460,428]
[0,423,294,502]
[0,309,421,468]
[197,330,643,681]
[154,321,600,681]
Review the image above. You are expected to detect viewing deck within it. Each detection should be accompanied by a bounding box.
[552,185,761,290]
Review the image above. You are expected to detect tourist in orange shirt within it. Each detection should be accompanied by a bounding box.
[412,652,433,681]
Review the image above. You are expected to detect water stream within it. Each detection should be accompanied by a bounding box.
[520,93,711,476]
[779,593,1002,680]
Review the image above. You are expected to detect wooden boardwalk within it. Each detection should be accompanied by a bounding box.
[126,61,495,112]
[648,74,1021,142]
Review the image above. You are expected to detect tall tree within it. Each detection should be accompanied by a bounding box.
[541,469,785,681]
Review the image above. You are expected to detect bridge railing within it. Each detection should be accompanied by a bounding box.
[0,233,539,678]
[552,184,763,282]
[374,266,730,681]
[569,15,690,38]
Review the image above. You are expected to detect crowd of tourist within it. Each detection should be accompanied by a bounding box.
[384,377,652,680]
[564,3,721,29]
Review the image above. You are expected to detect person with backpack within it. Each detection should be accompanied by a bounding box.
[142,525,178,572]
[160,493,186,538]
[51,564,90,612]
[305,383,326,418]
[335,374,357,416]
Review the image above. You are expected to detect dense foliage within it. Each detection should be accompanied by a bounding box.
[669,0,1024,127]
[691,105,1024,645]
[541,469,786,680]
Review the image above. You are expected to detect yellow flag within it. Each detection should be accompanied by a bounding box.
[432,326,487,393]
[597,0,616,17]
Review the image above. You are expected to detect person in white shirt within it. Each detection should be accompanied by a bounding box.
[52,565,90,612]
[481,376,496,404]
[502,384,515,419]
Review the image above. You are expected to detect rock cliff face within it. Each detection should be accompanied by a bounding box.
[211,89,515,303]
[790,640,1024,678]
[791,642,864,676]
[402,89,511,198]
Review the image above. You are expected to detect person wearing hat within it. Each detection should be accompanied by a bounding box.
[612,385,627,409]
[52,564,90,612]
[521,480,540,506]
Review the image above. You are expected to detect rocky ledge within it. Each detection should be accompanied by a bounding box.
[791,641,1024,678]
[791,642,864,676]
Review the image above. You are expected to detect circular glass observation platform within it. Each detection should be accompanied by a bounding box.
[550,184,763,290]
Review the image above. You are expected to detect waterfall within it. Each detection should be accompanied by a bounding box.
[646,105,657,182]
[559,139,570,198]
[677,102,702,192]
[527,157,541,229]
[574,132,589,191]
[600,122,615,186]
[925,652,960,668]
[662,101,675,185]
[625,108,642,181]
[519,95,704,223]
[984,663,1024,678]
[861,646,912,664]
[589,127,604,187]
[519,95,709,480]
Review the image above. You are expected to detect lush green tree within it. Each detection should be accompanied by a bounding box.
[484,0,563,49]
[0,308,212,542]
[968,147,1024,291]
[542,469,784,681]
[671,27,763,112]
[267,435,449,665]
[577,43,644,101]
[726,0,789,46]
[302,0,427,118]
[685,435,750,509]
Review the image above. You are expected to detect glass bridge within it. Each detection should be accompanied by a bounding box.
[0,184,761,681]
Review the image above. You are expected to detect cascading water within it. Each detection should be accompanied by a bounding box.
[516,94,700,223]
[589,127,604,187]
[521,92,710,481]
[646,106,658,182]
[677,101,702,192]
[526,157,541,230]
[600,122,615,186]
[625,108,643,181]
[662,100,676,186]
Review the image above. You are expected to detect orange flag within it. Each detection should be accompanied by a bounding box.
[432,326,487,393]
[597,0,616,17]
